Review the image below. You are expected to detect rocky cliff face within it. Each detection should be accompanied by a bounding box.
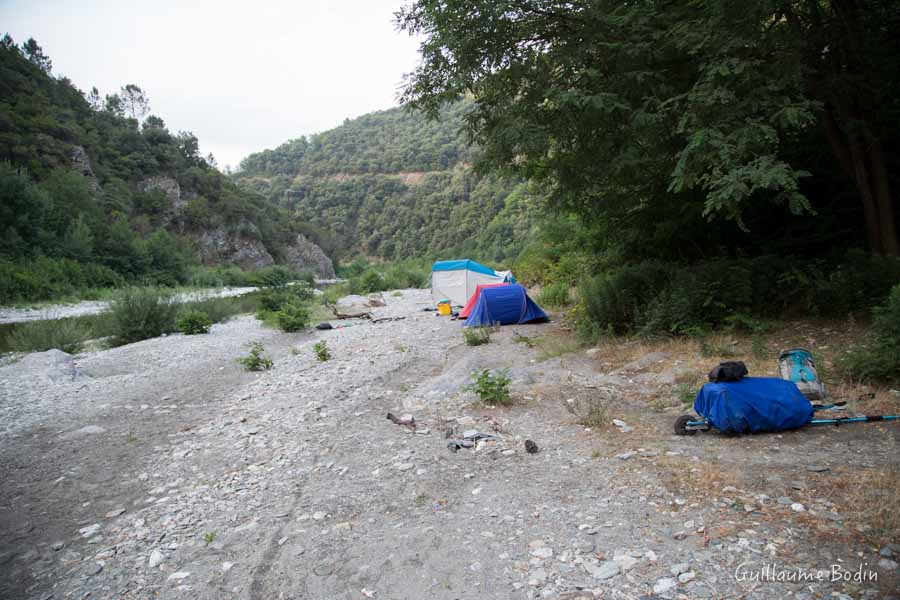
[282,234,335,278]
[194,220,275,270]
[137,176,334,274]
[138,176,186,214]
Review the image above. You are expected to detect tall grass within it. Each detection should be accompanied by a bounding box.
[5,318,94,354]
[108,288,180,346]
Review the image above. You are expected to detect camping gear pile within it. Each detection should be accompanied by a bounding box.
[429,259,548,327]
[675,348,899,436]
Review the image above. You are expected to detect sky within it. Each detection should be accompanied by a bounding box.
[0,0,422,169]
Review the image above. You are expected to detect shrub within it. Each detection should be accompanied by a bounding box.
[538,282,571,308]
[189,266,253,288]
[840,284,900,383]
[176,310,212,335]
[314,340,331,361]
[189,294,259,323]
[258,285,314,314]
[107,287,179,346]
[351,269,386,294]
[466,369,512,406]
[5,317,92,354]
[463,326,491,346]
[249,265,298,288]
[238,341,273,371]
[276,301,310,332]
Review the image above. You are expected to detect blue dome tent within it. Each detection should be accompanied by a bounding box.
[464,284,548,327]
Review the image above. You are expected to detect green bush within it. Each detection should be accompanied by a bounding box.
[5,317,92,354]
[465,369,513,406]
[107,287,179,346]
[258,284,314,313]
[538,282,571,308]
[840,284,900,384]
[249,265,299,288]
[577,252,900,340]
[276,301,310,332]
[189,266,253,288]
[314,340,331,361]
[188,294,259,323]
[463,326,491,346]
[351,269,386,294]
[0,257,125,304]
[176,310,212,335]
[238,341,273,371]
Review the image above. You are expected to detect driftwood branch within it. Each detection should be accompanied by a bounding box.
[386,412,416,431]
[328,303,372,320]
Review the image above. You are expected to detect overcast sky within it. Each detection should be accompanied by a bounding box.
[1,0,422,169]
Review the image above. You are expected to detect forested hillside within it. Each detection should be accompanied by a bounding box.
[234,103,534,263]
[0,36,329,303]
[394,0,900,381]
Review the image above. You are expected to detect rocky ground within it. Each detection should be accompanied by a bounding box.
[0,289,898,600]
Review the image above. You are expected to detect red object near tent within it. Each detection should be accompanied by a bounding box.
[459,283,509,318]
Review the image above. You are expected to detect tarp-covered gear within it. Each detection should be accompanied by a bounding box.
[430,259,513,306]
[708,361,748,382]
[779,348,826,401]
[459,282,509,319]
[464,284,548,327]
[694,377,814,434]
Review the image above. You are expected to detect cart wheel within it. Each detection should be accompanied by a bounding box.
[674,415,698,436]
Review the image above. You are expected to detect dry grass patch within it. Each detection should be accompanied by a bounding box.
[655,456,747,500]
[815,466,900,545]
[534,333,583,360]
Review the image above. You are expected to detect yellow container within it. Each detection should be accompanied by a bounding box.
[437,301,452,316]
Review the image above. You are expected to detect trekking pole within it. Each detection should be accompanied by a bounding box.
[810,414,900,426]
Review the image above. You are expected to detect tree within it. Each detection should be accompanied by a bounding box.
[1,34,16,51]
[120,84,150,120]
[87,86,102,111]
[396,0,900,256]
[104,93,124,116]
[21,38,51,73]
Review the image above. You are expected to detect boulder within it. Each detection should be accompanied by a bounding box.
[282,234,335,278]
[16,349,90,383]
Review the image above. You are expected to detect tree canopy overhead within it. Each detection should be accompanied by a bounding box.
[397,0,900,256]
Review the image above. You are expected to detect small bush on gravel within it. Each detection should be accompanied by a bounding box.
[238,341,273,371]
[466,369,512,406]
[276,302,310,332]
[6,317,92,354]
[314,340,331,361]
[176,310,212,335]
[463,326,491,346]
[108,287,179,346]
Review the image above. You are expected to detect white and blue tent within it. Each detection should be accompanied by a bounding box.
[430,259,514,306]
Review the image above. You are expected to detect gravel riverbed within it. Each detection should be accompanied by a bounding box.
[1,289,897,599]
[0,287,260,324]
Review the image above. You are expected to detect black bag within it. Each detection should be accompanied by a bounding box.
[708,361,748,382]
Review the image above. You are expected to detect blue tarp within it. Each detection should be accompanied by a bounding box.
[432,259,497,277]
[694,377,813,434]
[464,284,548,327]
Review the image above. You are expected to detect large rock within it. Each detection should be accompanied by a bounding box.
[16,350,89,383]
[195,221,275,270]
[70,145,94,178]
[138,176,185,213]
[282,234,335,278]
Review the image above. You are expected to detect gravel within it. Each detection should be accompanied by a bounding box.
[1,288,898,599]
[0,286,259,324]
